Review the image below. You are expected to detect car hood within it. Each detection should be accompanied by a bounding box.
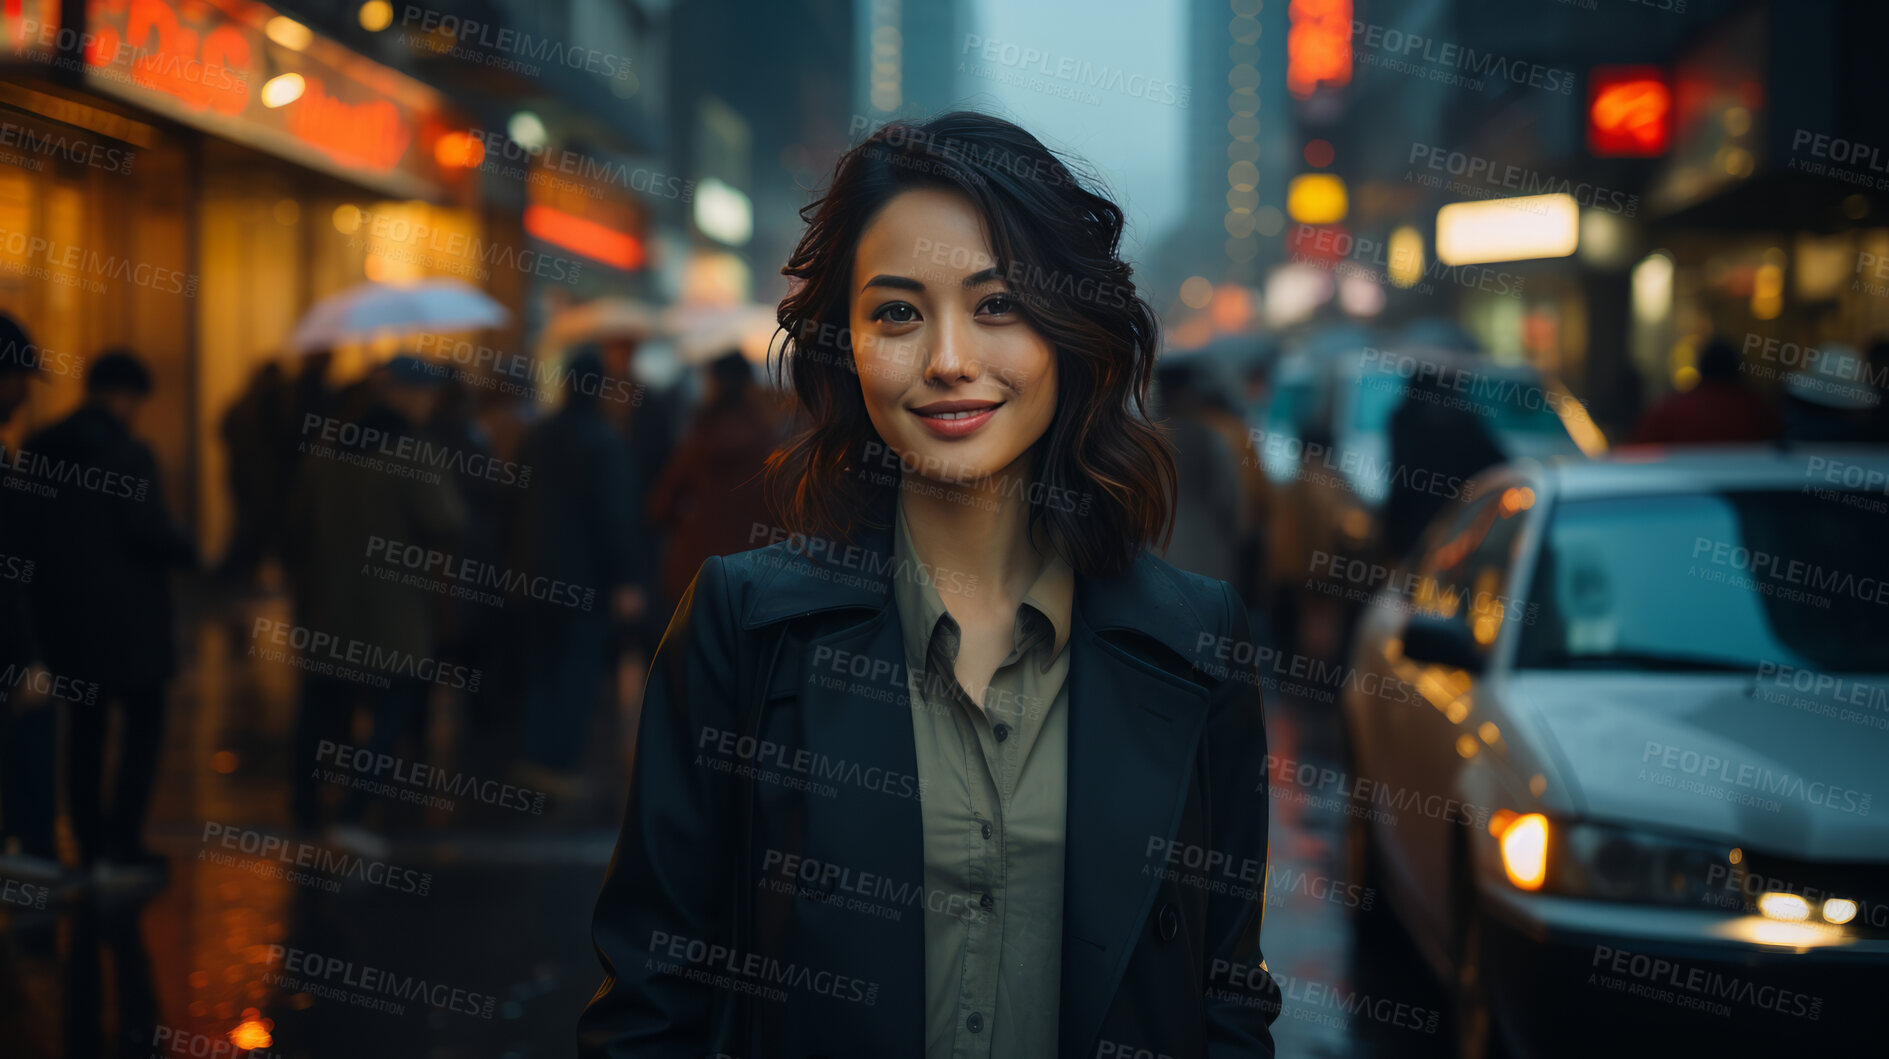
[1505,671,1889,860]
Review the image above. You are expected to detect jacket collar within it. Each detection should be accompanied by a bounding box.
[739,487,1217,668]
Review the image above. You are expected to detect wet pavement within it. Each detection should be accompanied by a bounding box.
[0,585,1450,1058]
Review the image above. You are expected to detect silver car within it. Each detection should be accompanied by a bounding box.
[1341,447,1889,1058]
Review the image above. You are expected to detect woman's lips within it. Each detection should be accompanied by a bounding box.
[910,401,1002,439]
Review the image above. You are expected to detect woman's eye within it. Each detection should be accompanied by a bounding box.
[978,294,1017,316]
[872,302,919,324]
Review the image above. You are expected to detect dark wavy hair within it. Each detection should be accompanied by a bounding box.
[764,111,1176,578]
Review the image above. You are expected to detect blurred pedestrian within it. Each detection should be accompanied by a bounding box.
[597,335,684,661]
[1153,361,1244,584]
[1629,336,1782,445]
[0,312,59,879]
[16,349,196,874]
[647,351,785,616]
[283,355,464,842]
[217,359,292,583]
[510,348,636,796]
[426,372,505,740]
[1196,369,1269,604]
[1381,367,1506,562]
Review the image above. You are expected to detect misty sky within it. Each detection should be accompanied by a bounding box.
[955,0,1189,260]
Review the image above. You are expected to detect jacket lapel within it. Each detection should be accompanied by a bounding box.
[736,491,1222,1059]
[1057,573,1215,1059]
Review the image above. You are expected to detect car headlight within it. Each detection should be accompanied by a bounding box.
[1490,817,1743,908]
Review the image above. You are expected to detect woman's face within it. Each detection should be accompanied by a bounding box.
[849,187,1057,489]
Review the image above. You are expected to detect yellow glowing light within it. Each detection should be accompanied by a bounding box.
[1454,733,1479,758]
[1757,892,1811,922]
[1287,173,1348,225]
[1729,847,1743,865]
[1549,382,1610,456]
[1498,813,1549,890]
[1498,486,1536,515]
[1822,898,1858,925]
[1751,262,1784,320]
[229,1016,274,1050]
[1478,721,1501,746]
[358,1,394,32]
[1472,612,1501,647]
[332,204,361,235]
[1631,251,1674,327]
[1711,916,1845,950]
[260,73,306,109]
[264,16,313,50]
[1388,226,1425,288]
[1445,700,1469,724]
[1179,276,1214,310]
[1436,194,1580,265]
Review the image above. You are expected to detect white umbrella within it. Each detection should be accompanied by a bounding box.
[540,297,662,348]
[662,302,780,364]
[288,278,509,354]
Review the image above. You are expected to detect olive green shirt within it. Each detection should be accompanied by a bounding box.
[891,496,1073,1059]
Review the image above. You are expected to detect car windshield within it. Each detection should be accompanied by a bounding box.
[1347,367,1571,440]
[1468,376,1570,436]
[1517,491,1889,673]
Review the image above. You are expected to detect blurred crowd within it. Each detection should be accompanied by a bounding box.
[0,310,790,881]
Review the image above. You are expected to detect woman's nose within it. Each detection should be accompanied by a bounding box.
[923,316,983,384]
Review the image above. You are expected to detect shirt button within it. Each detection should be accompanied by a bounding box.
[981,822,992,840]
[966,1012,984,1033]
[993,723,1011,742]
[980,892,994,911]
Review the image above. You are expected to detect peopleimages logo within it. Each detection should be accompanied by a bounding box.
[398,6,634,79]
[959,35,1191,108]
[1350,21,1576,95]
[1406,143,1639,217]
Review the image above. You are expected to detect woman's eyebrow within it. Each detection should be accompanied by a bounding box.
[859,267,1004,294]
[859,273,924,293]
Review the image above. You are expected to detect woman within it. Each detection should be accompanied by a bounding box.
[581,112,1280,1058]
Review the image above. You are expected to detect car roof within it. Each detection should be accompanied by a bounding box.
[1517,445,1889,502]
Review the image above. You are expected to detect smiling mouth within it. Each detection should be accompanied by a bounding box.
[918,407,998,420]
[910,400,1005,419]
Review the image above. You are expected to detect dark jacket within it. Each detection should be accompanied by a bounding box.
[11,405,194,686]
[646,390,784,610]
[512,399,637,605]
[281,402,466,659]
[1629,379,1781,445]
[580,493,1281,1058]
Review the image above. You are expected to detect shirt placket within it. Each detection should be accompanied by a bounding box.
[933,614,1048,1059]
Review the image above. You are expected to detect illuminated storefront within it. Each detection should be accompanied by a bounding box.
[0,0,480,554]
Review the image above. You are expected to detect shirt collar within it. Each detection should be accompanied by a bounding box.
[892,493,1075,666]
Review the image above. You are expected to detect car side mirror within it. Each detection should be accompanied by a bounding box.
[1401,613,1485,673]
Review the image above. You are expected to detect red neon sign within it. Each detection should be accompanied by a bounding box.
[1589,66,1672,157]
[1287,0,1352,100]
[525,205,644,271]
